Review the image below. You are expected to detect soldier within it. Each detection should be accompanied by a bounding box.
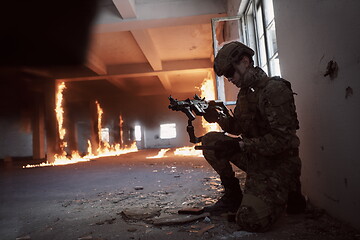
[201,41,306,232]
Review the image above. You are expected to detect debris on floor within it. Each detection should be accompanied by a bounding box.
[2,154,360,240]
[120,207,161,220]
[150,212,210,226]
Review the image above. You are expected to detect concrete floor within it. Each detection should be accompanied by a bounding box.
[0,149,359,240]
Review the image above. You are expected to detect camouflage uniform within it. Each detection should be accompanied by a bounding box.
[202,67,302,232]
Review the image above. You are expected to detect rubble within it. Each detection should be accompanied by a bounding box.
[2,154,360,240]
[150,212,210,226]
[121,207,162,220]
[16,235,31,240]
[93,217,116,225]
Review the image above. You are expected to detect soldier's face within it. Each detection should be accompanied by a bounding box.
[226,57,250,88]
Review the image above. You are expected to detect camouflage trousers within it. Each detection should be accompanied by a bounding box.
[201,132,302,232]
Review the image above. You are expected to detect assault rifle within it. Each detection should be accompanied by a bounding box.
[168,94,230,143]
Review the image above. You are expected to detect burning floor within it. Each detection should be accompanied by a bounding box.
[1,149,359,240]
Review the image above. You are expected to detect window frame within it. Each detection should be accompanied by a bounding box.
[211,0,280,103]
[243,0,280,76]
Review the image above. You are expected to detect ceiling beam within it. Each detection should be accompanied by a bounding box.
[131,29,162,71]
[95,0,226,29]
[85,52,107,75]
[106,78,131,91]
[112,0,136,19]
[57,59,213,82]
[157,73,172,91]
[94,13,226,33]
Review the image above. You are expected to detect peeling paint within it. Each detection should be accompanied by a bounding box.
[324,60,338,79]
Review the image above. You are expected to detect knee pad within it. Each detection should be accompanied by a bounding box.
[236,194,273,232]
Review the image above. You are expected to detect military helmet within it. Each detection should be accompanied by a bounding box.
[214,41,255,77]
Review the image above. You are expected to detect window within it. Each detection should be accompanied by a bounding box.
[160,123,176,139]
[134,125,142,141]
[242,0,281,76]
[100,128,109,143]
[211,0,280,103]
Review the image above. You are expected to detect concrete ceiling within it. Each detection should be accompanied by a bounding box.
[63,0,227,96]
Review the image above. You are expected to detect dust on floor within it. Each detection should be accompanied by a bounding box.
[1,150,359,240]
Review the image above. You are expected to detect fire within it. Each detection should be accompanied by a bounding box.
[56,82,66,141]
[24,68,219,167]
[96,100,103,145]
[119,115,124,148]
[148,71,218,160]
[23,142,138,168]
[23,83,138,168]
[95,102,138,157]
[174,146,203,157]
[146,148,170,159]
[200,71,220,132]
[145,146,203,159]
[53,81,70,161]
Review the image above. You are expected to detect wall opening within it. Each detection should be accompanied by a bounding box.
[160,123,176,139]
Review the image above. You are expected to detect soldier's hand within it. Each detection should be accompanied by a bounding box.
[214,139,244,159]
[203,106,220,123]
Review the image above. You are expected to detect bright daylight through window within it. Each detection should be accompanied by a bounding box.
[135,125,142,141]
[100,128,109,143]
[241,0,281,76]
[160,123,177,139]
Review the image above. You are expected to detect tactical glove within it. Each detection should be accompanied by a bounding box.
[214,139,243,159]
[203,105,220,123]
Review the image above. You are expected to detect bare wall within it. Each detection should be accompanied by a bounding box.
[274,0,360,229]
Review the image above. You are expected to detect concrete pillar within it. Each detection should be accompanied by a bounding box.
[32,94,46,160]
[67,110,79,153]
[89,101,99,154]
[44,80,61,162]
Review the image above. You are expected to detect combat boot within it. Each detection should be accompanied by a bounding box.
[204,176,243,215]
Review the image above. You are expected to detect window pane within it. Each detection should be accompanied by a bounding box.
[259,36,267,67]
[262,64,269,75]
[246,16,257,51]
[263,0,275,27]
[160,123,176,139]
[134,125,141,141]
[256,6,264,37]
[266,21,278,57]
[270,56,281,76]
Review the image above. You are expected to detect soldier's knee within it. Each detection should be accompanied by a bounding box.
[201,131,224,145]
[235,194,273,232]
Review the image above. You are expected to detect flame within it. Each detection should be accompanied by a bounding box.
[96,100,103,145]
[174,146,203,157]
[23,142,138,168]
[94,142,138,158]
[119,115,124,148]
[23,87,138,168]
[23,71,219,168]
[200,71,220,132]
[146,148,170,159]
[56,82,66,141]
[148,71,219,160]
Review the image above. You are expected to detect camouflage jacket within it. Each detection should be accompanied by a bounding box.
[218,67,300,156]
